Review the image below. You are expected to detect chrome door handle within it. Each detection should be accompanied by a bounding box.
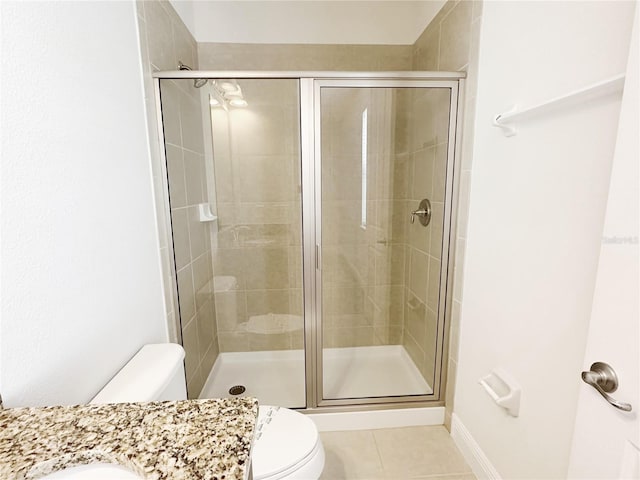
[410,199,432,226]
[581,362,632,412]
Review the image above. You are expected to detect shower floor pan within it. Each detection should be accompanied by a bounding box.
[200,345,432,407]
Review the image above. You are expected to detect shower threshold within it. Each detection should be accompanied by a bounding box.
[199,345,432,407]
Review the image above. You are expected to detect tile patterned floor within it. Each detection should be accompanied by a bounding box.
[319,426,476,480]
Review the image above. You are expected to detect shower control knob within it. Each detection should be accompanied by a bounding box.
[410,199,432,226]
[411,209,429,221]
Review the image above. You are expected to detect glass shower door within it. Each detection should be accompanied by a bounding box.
[160,78,306,407]
[316,81,458,403]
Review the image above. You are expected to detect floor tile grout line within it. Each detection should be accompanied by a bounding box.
[408,473,477,479]
[370,429,391,477]
[365,430,387,477]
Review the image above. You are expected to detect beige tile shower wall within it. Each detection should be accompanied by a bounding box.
[412,0,483,429]
[211,80,304,353]
[136,1,198,339]
[137,1,220,399]
[198,43,413,71]
[321,88,404,348]
[397,87,451,390]
[162,79,220,398]
[321,89,370,347]
[367,90,406,347]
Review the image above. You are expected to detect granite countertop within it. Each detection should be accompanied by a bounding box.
[0,397,258,480]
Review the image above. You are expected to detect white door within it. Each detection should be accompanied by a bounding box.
[567,6,639,479]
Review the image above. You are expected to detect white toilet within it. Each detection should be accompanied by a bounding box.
[91,344,325,480]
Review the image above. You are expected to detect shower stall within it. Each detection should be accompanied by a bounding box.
[155,71,463,411]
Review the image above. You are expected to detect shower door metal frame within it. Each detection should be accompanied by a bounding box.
[151,70,465,413]
[310,78,461,408]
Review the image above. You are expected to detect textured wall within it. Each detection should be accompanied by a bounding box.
[1,1,167,407]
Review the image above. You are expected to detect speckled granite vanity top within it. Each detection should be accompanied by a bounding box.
[0,397,258,480]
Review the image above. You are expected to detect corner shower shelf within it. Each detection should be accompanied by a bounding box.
[493,73,626,137]
[198,203,218,222]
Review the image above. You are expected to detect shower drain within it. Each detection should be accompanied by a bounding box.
[228,385,246,396]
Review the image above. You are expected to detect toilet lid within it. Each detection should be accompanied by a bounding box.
[252,406,319,480]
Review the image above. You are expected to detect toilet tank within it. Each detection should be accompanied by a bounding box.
[91,344,187,404]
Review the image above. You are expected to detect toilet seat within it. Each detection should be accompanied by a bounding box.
[252,406,325,480]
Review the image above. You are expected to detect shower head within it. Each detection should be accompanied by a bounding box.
[178,62,208,89]
[194,78,208,88]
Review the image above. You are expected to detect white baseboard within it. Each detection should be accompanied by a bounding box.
[451,413,501,480]
[307,406,444,432]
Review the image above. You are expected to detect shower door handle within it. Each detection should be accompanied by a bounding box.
[315,245,321,270]
[581,362,632,412]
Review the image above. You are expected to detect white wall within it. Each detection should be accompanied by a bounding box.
[0,1,168,407]
[170,0,445,45]
[454,1,636,478]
